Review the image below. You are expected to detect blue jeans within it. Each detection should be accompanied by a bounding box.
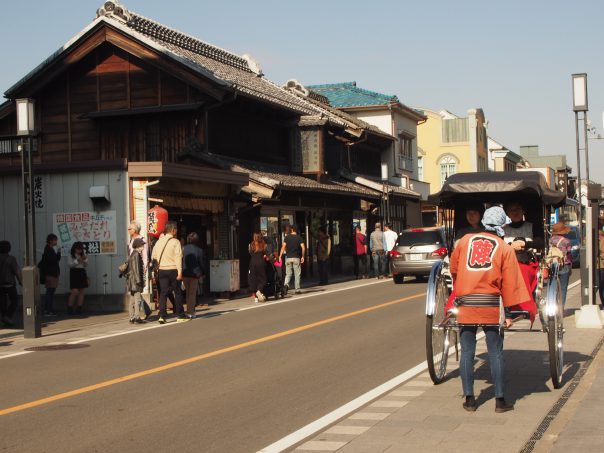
[460,326,506,398]
[557,264,571,306]
[284,258,301,290]
[372,251,385,277]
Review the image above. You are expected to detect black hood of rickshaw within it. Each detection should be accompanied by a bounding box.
[428,171,566,208]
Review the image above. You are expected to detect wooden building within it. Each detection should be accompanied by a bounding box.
[0,1,420,305]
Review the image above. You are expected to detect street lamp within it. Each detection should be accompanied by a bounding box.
[16,97,41,338]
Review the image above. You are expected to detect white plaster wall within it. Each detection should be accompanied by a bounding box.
[0,170,129,295]
[354,110,392,134]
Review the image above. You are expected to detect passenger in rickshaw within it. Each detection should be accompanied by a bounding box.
[502,201,544,323]
[450,206,530,413]
[454,203,485,242]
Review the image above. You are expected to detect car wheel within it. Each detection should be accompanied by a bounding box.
[393,275,405,284]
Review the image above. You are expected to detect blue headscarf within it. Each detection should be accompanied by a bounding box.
[481,206,507,237]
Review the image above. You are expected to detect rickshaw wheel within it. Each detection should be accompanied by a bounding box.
[547,276,564,389]
[426,274,451,384]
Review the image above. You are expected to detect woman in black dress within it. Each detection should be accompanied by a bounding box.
[248,233,267,303]
[67,242,88,315]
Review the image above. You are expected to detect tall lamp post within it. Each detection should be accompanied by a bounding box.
[16,98,41,338]
[572,74,604,327]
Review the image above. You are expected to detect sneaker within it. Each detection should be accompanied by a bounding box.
[462,396,477,412]
[254,297,259,303]
[129,318,135,324]
[135,318,146,324]
[186,314,196,320]
[256,290,266,302]
[158,317,166,324]
[495,398,514,413]
[176,317,191,323]
[295,290,302,295]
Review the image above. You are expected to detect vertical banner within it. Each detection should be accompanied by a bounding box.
[53,211,117,255]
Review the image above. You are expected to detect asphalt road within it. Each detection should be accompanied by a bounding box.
[0,278,431,453]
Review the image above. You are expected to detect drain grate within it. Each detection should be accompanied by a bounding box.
[519,334,604,453]
[25,344,91,352]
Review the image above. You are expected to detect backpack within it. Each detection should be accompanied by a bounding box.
[546,237,565,265]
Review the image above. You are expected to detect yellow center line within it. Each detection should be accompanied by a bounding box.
[0,291,425,416]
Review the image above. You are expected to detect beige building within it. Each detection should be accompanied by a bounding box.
[416,108,489,193]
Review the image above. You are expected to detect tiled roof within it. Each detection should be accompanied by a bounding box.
[339,169,420,198]
[192,151,384,199]
[307,82,399,108]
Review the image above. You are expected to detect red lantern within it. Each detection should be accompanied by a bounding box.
[148,205,168,238]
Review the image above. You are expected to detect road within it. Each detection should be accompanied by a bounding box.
[0,278,432,452]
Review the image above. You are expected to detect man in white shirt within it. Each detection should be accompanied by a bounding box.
[383,223,398,278]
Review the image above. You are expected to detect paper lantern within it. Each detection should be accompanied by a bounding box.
[148,205,168,238]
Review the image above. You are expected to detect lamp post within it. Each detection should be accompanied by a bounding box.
[381,163,389,224]
[16,98,41,338]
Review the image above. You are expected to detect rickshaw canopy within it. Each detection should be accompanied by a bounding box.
[428,171,566,208]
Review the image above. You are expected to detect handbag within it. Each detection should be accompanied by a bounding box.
[118,260,129,276]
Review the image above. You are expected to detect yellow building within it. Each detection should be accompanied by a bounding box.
[416,108,489,192]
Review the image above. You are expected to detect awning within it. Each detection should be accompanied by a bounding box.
[128,161,248,186]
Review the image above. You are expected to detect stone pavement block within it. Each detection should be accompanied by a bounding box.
[337,439,393,453]
[349,412,390,421]
[296,440,348,451]
[388,389,425,397]
[369,400,409,408]
[324,426,370,435]
[336,418,383,428]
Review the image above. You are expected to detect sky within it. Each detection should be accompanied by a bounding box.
[1,0,603,182]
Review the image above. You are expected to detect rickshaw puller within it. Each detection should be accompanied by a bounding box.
[450,207,531,413]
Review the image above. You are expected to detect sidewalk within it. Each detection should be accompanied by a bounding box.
[291,282,604,453]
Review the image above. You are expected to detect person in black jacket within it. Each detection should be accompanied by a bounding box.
[40,234,61,316]
[0,241,22,327]
[124,238,145,323]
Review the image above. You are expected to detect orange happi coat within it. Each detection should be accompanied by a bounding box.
[450,231,530,324]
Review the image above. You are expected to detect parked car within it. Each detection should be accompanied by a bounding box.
[389,227,447,283]
[566,226,580,268]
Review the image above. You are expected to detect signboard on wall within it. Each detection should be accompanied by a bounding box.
[53,210,117,255]
[300,128,321,173]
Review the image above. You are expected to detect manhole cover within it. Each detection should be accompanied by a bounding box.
[25,344,90,351]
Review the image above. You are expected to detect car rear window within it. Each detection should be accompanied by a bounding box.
[396,231,443,247]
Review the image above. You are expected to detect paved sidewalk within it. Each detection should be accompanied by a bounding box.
[292,282,604,453]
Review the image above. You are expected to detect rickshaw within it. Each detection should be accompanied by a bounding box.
[424,171,567,389]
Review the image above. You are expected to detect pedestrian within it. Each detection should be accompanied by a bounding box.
[279,225,306,294]
[369,222,386,279]
[40,233,61,316]
[127,220,148,275]
[151,221,187,324]
[316,227,331,285]
[249,233,268,302]
[0,241,22,328]
[124,238,145,324]
[598,219,604,310]
[353,225,368,279]
[67,242,88,316]
[450,206,529,413]
[549,222,572,306]
[183,232,205,317]
[503,202,544,254]
[383,223,398,278]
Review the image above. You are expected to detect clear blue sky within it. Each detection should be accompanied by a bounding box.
[1,0,603,182]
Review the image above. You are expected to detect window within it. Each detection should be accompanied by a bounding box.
[440,155,457,186]
[398,133,414,172]
[417,156,423,180]
[442,118,469,143]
